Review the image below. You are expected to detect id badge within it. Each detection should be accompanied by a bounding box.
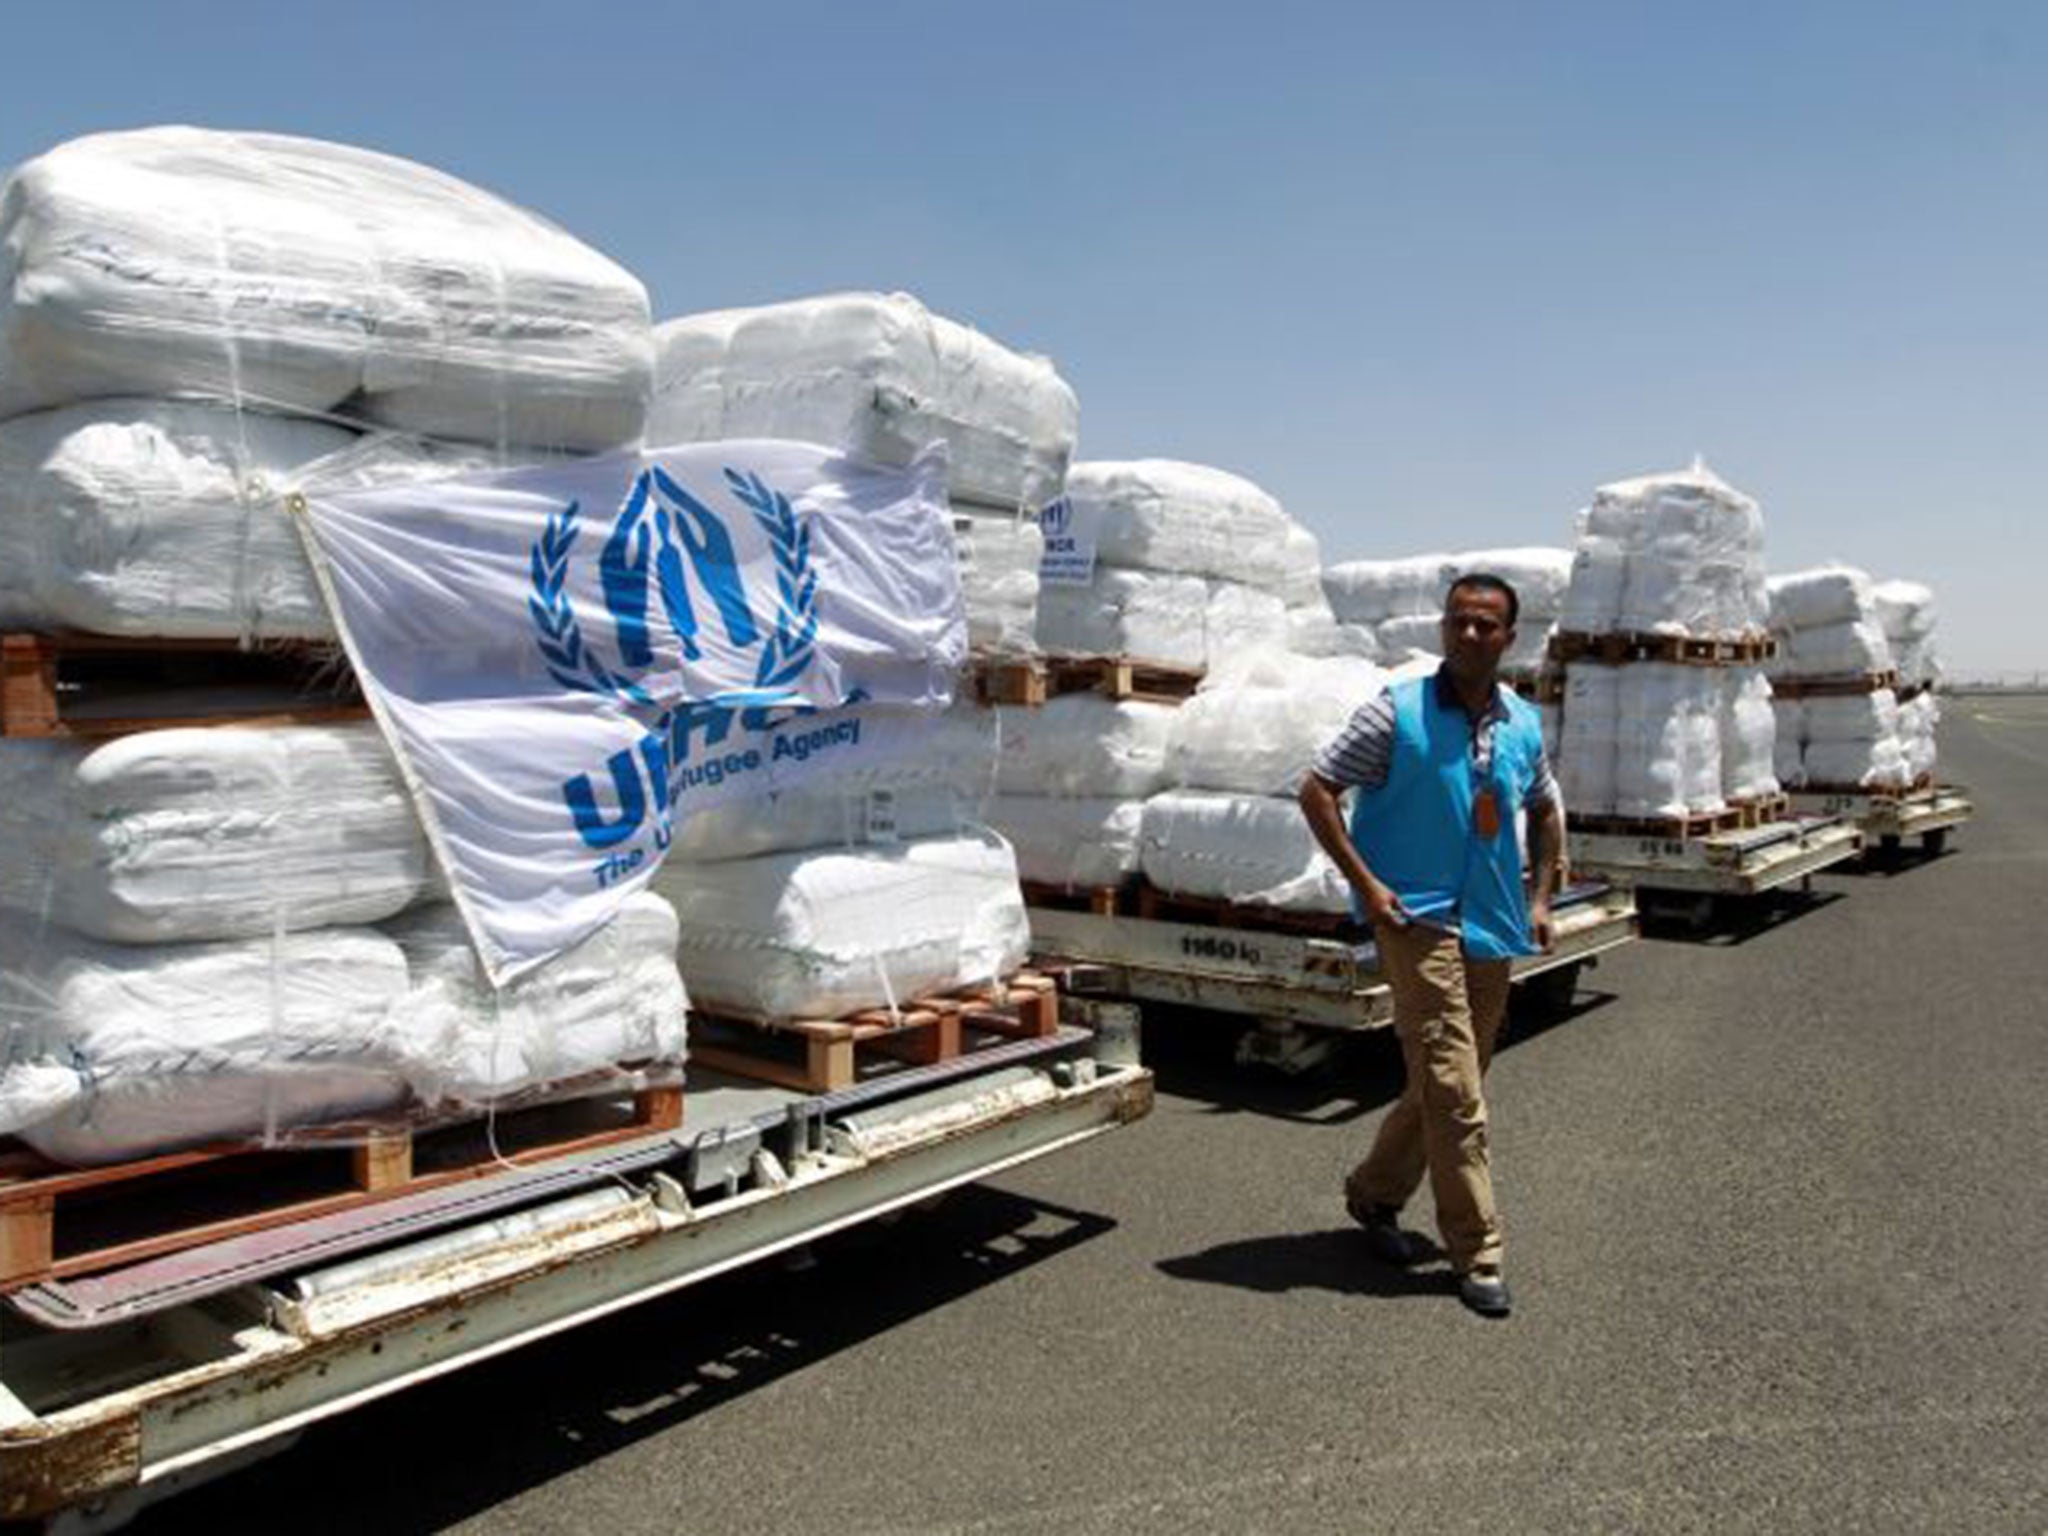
[1473,787,1502,840]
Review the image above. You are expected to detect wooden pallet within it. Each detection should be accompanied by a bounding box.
[0,1080,683,1290]
[1797,780,1912,801]
[1,631,365,738]
[1504,668,1564,705]
[1548,630,1777,668]
[1768,671,1902,699]
[1132,881,1363,940]
[687,972,1061,1093]
[1020,879,1134,916]
[973,653,1203,707]
[1726,793,1792,828]
[1568,805,1746,840]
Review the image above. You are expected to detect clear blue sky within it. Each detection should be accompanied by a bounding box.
[4,1,2040,675]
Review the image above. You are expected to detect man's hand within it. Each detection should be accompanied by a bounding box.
[1364,879,1410,931]
[1529,898,1555,953]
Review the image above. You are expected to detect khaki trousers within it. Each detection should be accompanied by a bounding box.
[1345,921,1513,1274]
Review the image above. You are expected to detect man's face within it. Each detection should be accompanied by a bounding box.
[1440,585,1515,680]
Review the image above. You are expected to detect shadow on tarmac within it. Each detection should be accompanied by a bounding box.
[132,1186,1118,1535]
[1832,844,1960,879]
[1636,888,1845,947]
[1156,1226,1453,1301]
[1138,985,1621,1127]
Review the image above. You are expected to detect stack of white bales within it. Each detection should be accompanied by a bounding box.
[1321,548,1572,673]
[1140,653,1388,913]
[1555,464,1776,818]
[0,128,687,1162]
[647,292,1077,656]
[1558,462,1769,642]
[1873,580,1942,783]
[983,695,1176,890]
[1766,565,1909,790]
[1035,461,1304,668]
[1274,523,1379,660]
[651,702,1030,1020]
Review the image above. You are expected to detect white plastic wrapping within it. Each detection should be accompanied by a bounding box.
[1376,613,1444,659]
[1719,667,1780,801]
[1322,554,1454,625]
[1871,579,1938,643]
[649,292,1076,512]
[994,695,1175,798]
[1767,565,1876,632]
[0,127,652,449]
[1071,460,1299,588]
[1610,664,1725,818]
[953,509,1043,654]
[1205,579,1291,660]
[1286,600,1380,660]
[1274,523,1325,608]
[1139,789,1349,913]
[1898,691,1941,781]
[653,831,1030,1020]
[1036,567,1208,665]
[0,925,413,1164]
[1455,547,1575,619]
[1561,461,1768,638]
[1166,653,1384,796]
[1557,663,1622,814]
[382,894,687,1108]
[666,702,999,863]
[1791,689,1910,789]
[984,795,1144,888]
[0,400,538,638]
[0,724,432,944]
[1772,698,1807,788]
[1774,619,1893,679]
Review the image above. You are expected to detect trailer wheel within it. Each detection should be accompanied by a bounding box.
[1920,828,1948,856]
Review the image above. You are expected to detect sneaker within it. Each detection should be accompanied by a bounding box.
[1458,1267,1513,1318]
[1346,1195,1427,1267]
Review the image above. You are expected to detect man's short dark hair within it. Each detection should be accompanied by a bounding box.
[1444,572,1519,628]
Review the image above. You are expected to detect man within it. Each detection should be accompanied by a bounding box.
[1297,573,1566,1319]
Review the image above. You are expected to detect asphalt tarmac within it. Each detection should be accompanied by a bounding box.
[146,697,2047,1534]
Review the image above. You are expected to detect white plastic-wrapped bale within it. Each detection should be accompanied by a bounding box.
[0,724,432,943]
[952,509,1044,654]
[1556,662,1622,815]
[1322,554,1454,625]
[1274,523,1325,609]
[653,831,1029,1020]
[994,695,1175,799]
[1562,462,1768,639]
[1801,689,1910,789]
[1719,667,1780,802]
[1765,565,1894,679]
[0,925,412,1164]
[1872,578,1942,689]
[665,702,998,864]
[1285,592,1380,660]
[1772,697,1807,788]
[0,401,538,639]
[1070,460,1299,589]
[1166,653,1383,797]
[1139,790,1349,914]
[1036,567,1206,666]
[1610,664,1725,820]
[0,127,652,449]
[382,894,687,1108]
[1205,580,1290,662]
[1898,691,1941,781]
[984,795,1144,888]
[1375,613,1443,660]
[649,292,1076,513]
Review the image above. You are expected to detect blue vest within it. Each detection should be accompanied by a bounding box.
[1347,675,1544,961]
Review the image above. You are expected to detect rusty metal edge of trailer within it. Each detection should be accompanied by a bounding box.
[1566,818,1865,896]
[1787,786,1975,842]
[0,1063,1153,1526]
[1026,887,1640,1032]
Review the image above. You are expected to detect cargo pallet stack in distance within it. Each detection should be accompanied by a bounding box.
[1777,674,1972,857]
[1023,876,1638,1073]
[1553,628,1865,902]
